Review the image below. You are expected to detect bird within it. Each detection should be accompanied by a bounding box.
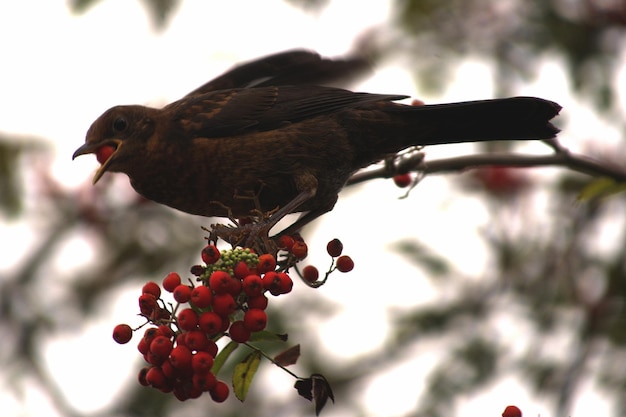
[73,50,561,238]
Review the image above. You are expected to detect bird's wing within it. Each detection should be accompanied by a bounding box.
[184,50,371,96]
[169,85,408,138]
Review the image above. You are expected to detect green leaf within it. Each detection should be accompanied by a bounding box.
[233,350,262,401]
[211,340,238,375]
[249,331,288,342]
[578,178,626,202]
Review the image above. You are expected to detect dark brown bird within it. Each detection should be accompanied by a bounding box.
[73,50,561,235]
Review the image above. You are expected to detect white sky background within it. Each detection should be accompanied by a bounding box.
[0,1,619,417]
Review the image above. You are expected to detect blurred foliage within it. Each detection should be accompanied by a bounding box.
[393,0,626,112]
[69,0,180,29]
[284,0,330,12]
[0,136,43,218]
[5,1,626,417]
[390,170,626,416]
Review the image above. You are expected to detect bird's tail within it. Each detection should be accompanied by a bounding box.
[348,97,561,159]
[397,96,561,144]
[348,96,561,166]
[410,97,561,145]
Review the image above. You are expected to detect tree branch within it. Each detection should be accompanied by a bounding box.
[346,146,626,186]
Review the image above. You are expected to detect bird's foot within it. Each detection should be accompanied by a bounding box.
[208,215,279,256]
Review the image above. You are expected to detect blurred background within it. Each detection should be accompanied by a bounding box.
[2,1,626,416]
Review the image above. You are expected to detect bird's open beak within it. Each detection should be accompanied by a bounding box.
[72,139,123,185]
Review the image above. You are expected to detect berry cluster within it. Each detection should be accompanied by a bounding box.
[112,236,353,412]
[112,245,294,402]
[298,238,354,287]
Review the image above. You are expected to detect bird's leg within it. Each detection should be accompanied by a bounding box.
[243,174,319,249]
[274,203,334,239]
[207,175,319,252]
[383,155,396,176]
[204,202,250,247]
[384,147,425,177]
[244,187,317,249]
[232,183,267,219]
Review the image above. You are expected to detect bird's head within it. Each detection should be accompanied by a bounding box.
[72,105,157,184]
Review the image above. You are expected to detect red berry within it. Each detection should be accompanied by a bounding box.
[150,335,173,358]
[173,284,192,303]
[157,324,174,339]
[336,255,354,272]
[138,293,157,315]
[205,339,219,357]
[262,271,279,291]
[96,145,116,165]
[201,245,220,264]
[263,271,293,295]
[210,380,230,402]
[291,241,308,259]
[142,281,161,298]
[190,264,205,276]
[112,324,133,344]
[256,253,277,274]
[160,359,176,379]
[302,265,319,283]
[187,385,202,399]
[193,370,217,392]
[145,366,167,389]
[226,277,242,297]
[247,294,268,310]
[272,272,293,295]
[326,238,343,257]
[191,351,214,373]
[243,308,267,332]
[173,384,190,401]
[190,285,212,308]
[212,293,237,316]
[278,235,295,251]
[137,337,149,355]
[242,274,264,297]
[233,261,251,279]
[162,272,182,292]
[219,315,231,332]
[502,405,522,417]
[177,308,199,331]
[159,381,174,394]
[142,327,161,345]
[475,166,527,195]
[228,320,251,343]
[138,367,150,386]
[209,270,231,295]
[393,173,412,188]
[145,350,166,366]
[198,311,223,335]
[175,332,188,347]
[185,330,209,352]
[169,345,193,370]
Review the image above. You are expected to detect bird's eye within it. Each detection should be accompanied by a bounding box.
[112,117,128,133]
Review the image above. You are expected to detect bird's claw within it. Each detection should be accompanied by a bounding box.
[209,220,278,256]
